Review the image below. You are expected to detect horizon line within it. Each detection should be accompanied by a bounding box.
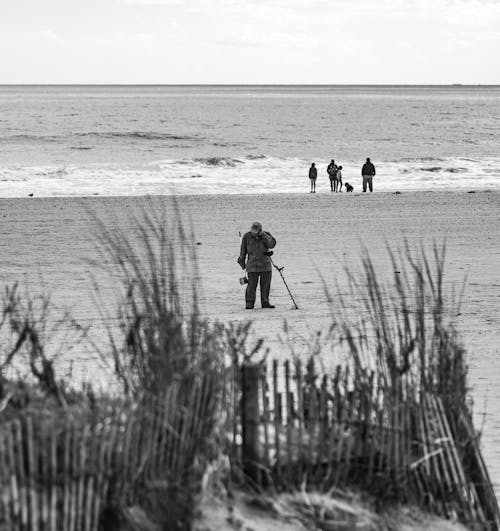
[1,83,499,87]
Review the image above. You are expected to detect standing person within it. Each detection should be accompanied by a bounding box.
[336,165,343,192]
[361,157,376,192]
[309,163,318,193]
[238,222,277,309]
[327,159,337,192]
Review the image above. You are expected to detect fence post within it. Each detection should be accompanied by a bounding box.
[241,364,261,484]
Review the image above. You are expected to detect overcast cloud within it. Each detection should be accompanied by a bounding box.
[0,0,498,83]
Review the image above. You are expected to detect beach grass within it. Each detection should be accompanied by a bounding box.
[326,241,468,412]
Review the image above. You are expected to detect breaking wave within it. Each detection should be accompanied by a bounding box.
[36,167,68,178]
[0,131,201,143]
[420,167,466,173]
[78,131,201,141]
[0,134,60,143]
[245,154,267,160]
[0,155,498,197]
[193,157,243,167]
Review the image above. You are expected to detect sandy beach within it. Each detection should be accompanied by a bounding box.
[0,190,499,488]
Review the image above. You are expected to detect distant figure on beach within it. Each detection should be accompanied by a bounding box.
[336,166,343,192]
[362,158,376,192]
[345,182,354,192]
[238,222,277,310]
[309,163,317,193]
[327,159,337,192]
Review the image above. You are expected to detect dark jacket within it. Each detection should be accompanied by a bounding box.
[309,166,317,179]
[238,231,277,272]
[362,161,376,176]
[327,162,337,177]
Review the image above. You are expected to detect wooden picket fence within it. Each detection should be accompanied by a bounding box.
[236,359,500,530]
[1,360,499,530]
[0,375,218,531]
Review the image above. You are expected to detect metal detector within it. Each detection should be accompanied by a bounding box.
[266,251,299,310]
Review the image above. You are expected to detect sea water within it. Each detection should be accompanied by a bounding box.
[0,84,499,196]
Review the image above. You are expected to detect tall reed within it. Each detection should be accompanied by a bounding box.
[92,201,226,397]
[328,241,468,413]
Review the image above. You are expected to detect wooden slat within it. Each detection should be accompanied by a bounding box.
[393,377,401,498]
[261,365,270,472]
[401,375,411,498]
[0,430,13,531]
[68,421,78,531]
[341,376,356,487]
[155,394,170,477]
[149,395,163,481]
[40,418,49,530]
[192,378,207,466]
[84,422,99,531]
[141,397,155,482]
[433,396,482,523]
[232,362,239,466]
[425,395,455,507]
[307,374,317,476]
[77,425,90,531]
[295,359,304,483]
[61,418,71,531]
[272,360,281,485]
[333,367,347,489]
[102,419,119,510]
[351,366,363,471]
[153,394,168,474]
[5,424,20,530]
[25,417,39,531]
[318,375,328,468]
[135,402,149,488]
[362,372,374,471]
[419,397,445,514]
[91,421,109,530]
[284,360,292,487]
[174,386,195,478]
[367,372,381,485]
[49,422,58,531]
[166,386,180,475]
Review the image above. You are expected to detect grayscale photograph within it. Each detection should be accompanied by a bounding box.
[0,0,499,529]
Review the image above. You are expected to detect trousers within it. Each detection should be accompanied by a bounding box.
[362,175,373,192]
[246,271,272,307]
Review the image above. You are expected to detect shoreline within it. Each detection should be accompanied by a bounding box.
[0,188,498,201]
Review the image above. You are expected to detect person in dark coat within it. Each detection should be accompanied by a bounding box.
[327,159,338,192]
[309,163,318,193]
[361,157,376,192]
[238,222,277,309]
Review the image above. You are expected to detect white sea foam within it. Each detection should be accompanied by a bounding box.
[0,156,498,197]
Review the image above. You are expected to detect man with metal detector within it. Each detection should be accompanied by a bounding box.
[238,222,277,309]
[238,222,299,310]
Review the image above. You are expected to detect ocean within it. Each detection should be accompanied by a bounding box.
[0,85,499,196]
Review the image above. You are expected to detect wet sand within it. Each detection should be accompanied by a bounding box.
[0,190,499,489]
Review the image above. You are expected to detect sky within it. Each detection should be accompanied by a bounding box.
[0,0,499,84]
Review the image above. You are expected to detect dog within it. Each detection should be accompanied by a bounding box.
[345,182,354,192]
